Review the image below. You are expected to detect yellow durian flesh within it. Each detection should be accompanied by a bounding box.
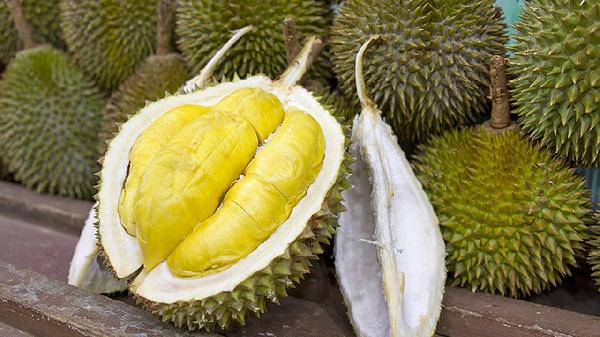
[119,88,284,270]
[167,108,325,277]
[118,105,211,236]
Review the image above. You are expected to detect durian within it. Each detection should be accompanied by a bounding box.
[589,211,600,291]
[330,0,507,140]
[413,56,590,298]
[0,0,63,64]
[335,36,446,337]
[176,0,332,82]
[509,0,600,167]
[85,30,349,330]
[0,0,104,199]
[98,0,189,155]
[60,0,161,91]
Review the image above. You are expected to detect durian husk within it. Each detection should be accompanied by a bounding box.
[589,211,600,291]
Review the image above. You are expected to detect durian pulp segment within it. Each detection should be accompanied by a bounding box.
[167,108,325,277]
[119,104,211,236]
[121,88,284,270]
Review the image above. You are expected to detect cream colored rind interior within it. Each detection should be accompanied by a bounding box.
[98,76,346,301]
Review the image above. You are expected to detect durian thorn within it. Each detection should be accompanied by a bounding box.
[4,0,37,50]
[283,16,300,65]
[355,35,381,110]
[488,55,512,130]
[278,36,323,91]
[182,25,254,93]
[155,0,175,56]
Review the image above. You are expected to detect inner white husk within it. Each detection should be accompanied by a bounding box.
[98,76,345,303]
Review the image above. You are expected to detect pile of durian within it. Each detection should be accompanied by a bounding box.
[0,0,598,335]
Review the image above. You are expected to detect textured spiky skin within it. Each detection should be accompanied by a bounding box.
[60,0,160,91]
[509,0,600,167]
[312,85,358,122]
[136,148,351,331]
[0,46,104,199]
[589,212,600,291]
[413,126,590,298]
[98,54,189,155]
[0,0,64,64]
[0,158,12,181]
[176,0,331,82]
[331,0,507,141]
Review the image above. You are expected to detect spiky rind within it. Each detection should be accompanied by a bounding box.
[509,0,600,167]
[98,54,189,155]
[136,130,352,331]
[312,85,359,122]
[413,126,590,298]
[60,0,160,91]
[0,0,64,64]
[589,212,600,291]
[331,0,507,141]
[176,0,331,83]
[0,46,104,199]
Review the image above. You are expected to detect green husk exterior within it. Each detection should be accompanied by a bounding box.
[509,0,600,167]
[331,0,507,141]
[0,158,12,181]
[60,0,160,91]
[175,0,332,82]
[137,147,351,331]
[312,85,358,122]
[589,212,600,291]
[0,46,104,199]
[413,126,590,298]
[98,54,189,155]
[0,0,64,64]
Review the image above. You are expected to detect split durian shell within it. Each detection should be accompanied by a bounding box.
[335,36,446,337]
[94,36,350,330]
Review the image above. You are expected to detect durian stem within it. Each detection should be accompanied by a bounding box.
[182,26,254,93]
[283,16,300,65]
[4,0,36,50]
[490,55,511,129]
[278,36,323,91]
[155,0,175,55]
[355,35,381,110]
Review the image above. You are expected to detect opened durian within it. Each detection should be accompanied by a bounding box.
[176,0,332,82]
[85,31,348,330]
[413,56,590,298]
[98,0,189,155]
[509,0,600,167]
[590,211,600,291]
[0,0,63,64]
[331,0,507,140]
[335,36,446,337]
[60,0,161,90]
[0,0,104,199]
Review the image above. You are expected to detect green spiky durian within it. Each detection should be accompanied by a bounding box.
[413,125,590,297]
[60,0,161,91]
[331,0,507,141]
[0,0,64,64]
[176,0,331,82]
[509,0,600,167]
[0,46,104,198]
[589,212,600,291]
[312,85,358,121]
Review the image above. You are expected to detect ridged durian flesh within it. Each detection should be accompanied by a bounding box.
[168,107,324,277]
[118,87,325,276]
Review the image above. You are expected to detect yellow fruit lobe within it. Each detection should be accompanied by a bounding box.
[118,104,211,236]
[167,108,325,277]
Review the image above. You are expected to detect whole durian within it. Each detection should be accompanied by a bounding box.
[509,0,600,167]
[77,30,350,330]
[331,0,507,141]
[413,56,590,298]
[98,0,189,155]
[176,0,331,82]
[60,0,160,91]
[0,0,104,199]
[0,0,63,64]
[589,211,600,291]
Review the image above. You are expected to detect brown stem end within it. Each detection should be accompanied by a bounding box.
[283,16,300,66]
[155,0,175,55]
[489,55,512,130]
[5,0,37,50]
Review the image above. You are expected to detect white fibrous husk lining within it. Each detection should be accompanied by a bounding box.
[97,75,346,305]
[335,110,446,337]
